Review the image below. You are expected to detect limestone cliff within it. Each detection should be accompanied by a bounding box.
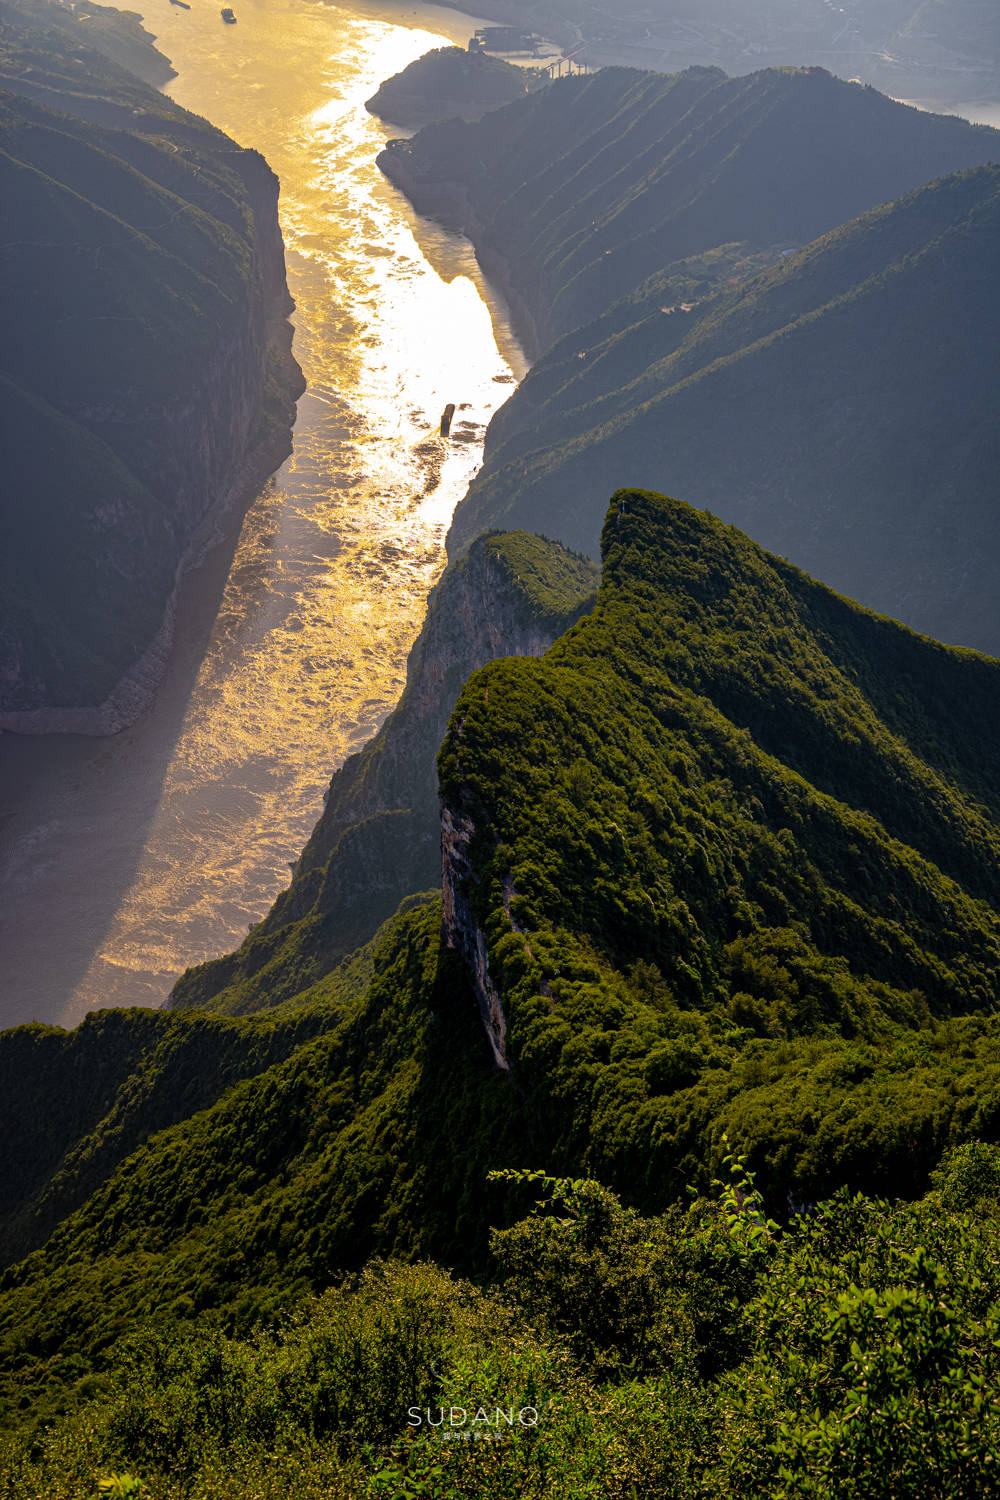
[440,804,509,1069]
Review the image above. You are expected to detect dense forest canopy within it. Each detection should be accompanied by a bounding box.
[4,494,1000,1494]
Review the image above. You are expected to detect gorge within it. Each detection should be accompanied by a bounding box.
[3,5,1000,1494]
[379,68,1000,651]
[5,491,1000,1496]
[0,0,527,1026]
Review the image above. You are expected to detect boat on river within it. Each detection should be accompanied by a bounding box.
[221,7,236,21]
[170,0,192,9]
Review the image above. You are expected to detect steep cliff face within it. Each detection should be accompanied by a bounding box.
[170,532,598,1013]
[440,805,509,1069]
[0,4,304,730]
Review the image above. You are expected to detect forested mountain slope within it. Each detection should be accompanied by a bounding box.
[379,65,998,352]
[447,163,1000,652]
[0,995,356,1271]
[1,0,175,87]
[3,495,1000,1440]
[0,1,303,728]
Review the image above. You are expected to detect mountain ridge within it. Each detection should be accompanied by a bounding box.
[444,164,1000,653]
[379,65,999,355]
[378,68,1000,652]
[3,496,1000,1466]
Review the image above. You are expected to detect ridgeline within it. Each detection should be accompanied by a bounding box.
[379,65,998,352]
[3,495,1000,1494]
[170,531,599,1015]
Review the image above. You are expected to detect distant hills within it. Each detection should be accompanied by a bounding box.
[431,0,999,104]
[0,0,303,729]
[366,44,539,126]
[380,65,999,351]
[451,163,1000,653]
[380,66,1000,652]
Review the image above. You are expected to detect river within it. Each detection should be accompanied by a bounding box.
[897,97,1000,129]
[0,0,526,1029]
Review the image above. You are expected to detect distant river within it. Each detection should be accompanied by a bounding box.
[0,0,526,1028]
[898,97,1000,129]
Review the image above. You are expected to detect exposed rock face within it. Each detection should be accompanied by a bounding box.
[440,805,508,1069]
[0,5,304,731]
[170,532,598,1013]
[292,532,594,886]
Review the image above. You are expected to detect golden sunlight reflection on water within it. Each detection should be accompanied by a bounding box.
[0,0,525,1024]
